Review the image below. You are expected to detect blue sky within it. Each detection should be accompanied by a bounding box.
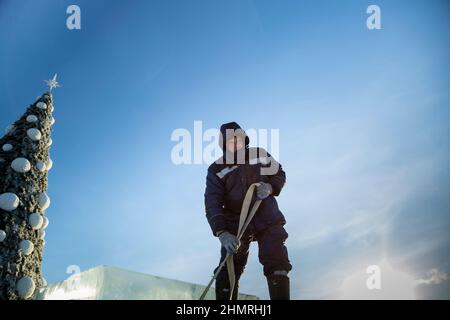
[1,0,449,299]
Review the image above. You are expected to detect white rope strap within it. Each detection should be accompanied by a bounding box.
[199,183,261,300]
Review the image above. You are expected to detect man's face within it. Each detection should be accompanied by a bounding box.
[225,135,244,153]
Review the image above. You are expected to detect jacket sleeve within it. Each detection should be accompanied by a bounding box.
[263,150,286,197]
[204,167,227,236]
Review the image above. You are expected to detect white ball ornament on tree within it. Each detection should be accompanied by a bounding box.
[2,143,13,152]
[50,117,55,126]
[26,115,38,123]
[47,138,53,147]
[0,230,6,242]
[27,128,42,141]
[42,216,49,229]
[19,240,34,256]
[46,159,53,171]
[0,193,20,211]
[38,230,46,240]
[11,158,32,173]
[37,192,50,210]
[35,161,47,172]
[36,102,47,110]
[28,213,43,230]
[16,277,36,299]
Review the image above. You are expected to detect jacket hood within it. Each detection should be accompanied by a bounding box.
[219,121,250,151]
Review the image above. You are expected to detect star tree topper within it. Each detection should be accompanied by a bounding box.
[44,74,61,92]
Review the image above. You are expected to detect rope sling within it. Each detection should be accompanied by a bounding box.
[199,182,262,300]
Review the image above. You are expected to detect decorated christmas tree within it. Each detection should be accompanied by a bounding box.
[0,76,58,299]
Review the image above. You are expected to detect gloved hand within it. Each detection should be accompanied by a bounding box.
[218,231,239,254]
[257,182,273,200]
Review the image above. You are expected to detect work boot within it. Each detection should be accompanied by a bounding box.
[215,276,239,300]
[267,274,290,300]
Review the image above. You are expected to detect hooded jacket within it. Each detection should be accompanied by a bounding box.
[204,122,287,236]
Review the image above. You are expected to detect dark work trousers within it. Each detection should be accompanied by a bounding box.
[214,224,292,299]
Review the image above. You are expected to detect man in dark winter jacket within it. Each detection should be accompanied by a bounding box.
[204,121,292,300]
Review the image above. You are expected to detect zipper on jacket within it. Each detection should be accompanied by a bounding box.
[241,165,248,198]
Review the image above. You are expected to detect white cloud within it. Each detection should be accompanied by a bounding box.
[416,269,448,285]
